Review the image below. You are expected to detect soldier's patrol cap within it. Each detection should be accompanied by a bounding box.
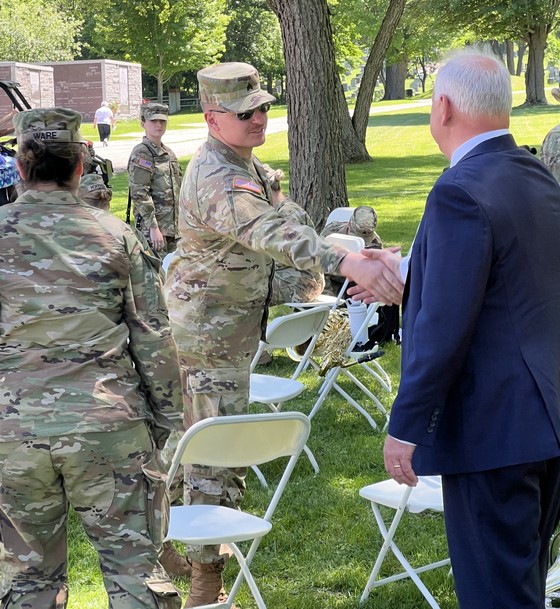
[13,107,84,144]
[79,173,109,197]
[141,103,169,122]
[197,62,276,112]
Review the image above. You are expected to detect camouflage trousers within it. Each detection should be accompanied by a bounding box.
[0,423,179,609]
[270,265,325,307]
[166,354,252,564]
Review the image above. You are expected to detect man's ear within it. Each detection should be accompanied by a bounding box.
[440,95,453,125]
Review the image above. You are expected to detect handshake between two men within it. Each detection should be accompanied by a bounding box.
[339,246,404,306]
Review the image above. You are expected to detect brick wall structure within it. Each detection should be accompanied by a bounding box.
[0,59,142,124]
[44,59,142,122]
[0,62,54,117]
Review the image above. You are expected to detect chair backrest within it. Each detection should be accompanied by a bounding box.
[168,411,310,474]
[323,233,366,308]
[265,306,330,350]
[250,306,330,376]
[167,412,311,521]
[324,232,365,253]
[326,207,354,225]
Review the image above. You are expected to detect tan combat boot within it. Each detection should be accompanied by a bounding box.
[184,559,238,608]
[159,541,192,578]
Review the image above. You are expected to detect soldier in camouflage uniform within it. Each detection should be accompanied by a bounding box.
[128,103,182,255]
[163,62,404,607]
[0,108,183,609]
[541,124,560,184]
[261,163,325,306]
[77,173,192,580]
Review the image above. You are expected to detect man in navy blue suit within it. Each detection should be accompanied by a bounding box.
[383,48,560,608]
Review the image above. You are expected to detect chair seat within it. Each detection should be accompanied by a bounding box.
[250,374,304,404]
[359,476,443,513]
[165,504,272,545]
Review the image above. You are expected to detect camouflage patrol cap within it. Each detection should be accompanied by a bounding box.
[349,206,378,238]
[79,173,112,209]
[13,107,84,144]
[141,103,169,122]
[197,62,276,112]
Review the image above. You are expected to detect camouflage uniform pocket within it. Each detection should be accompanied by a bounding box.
[141,454,170,551]
[146,574,182,609]
[186,367,249,428]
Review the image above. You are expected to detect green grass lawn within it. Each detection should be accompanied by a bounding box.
[65,95,560,608]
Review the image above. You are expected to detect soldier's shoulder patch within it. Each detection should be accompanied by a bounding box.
[135,158,153,170]
[232,177,263,195]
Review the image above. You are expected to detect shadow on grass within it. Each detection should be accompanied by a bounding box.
[367,111,431,129]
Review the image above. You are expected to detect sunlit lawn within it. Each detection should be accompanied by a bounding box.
[66,87,560,608]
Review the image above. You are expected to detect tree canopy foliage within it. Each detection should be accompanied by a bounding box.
[432,0,560,103]
[222,0,284,84]
[108,0,230,101]
[0,0,81,62]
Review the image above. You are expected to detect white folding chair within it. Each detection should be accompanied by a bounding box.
[249,306,331,481]
[359,475,450,608]
[305,233,392,430]
[164,412,311,609]
[325,206,354,225]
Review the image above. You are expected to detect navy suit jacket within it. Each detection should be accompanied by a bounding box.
[389,134,560,475]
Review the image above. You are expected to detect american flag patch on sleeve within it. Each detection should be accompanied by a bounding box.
[137,158,153,170]
[232,177,263,195]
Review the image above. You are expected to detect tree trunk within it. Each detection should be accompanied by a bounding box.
[489,40,503,60]
[268,0,348,227]
[157,56,164,103]
[516,41,526,76]
[419,55,428,92]
[348,0,406,161]
[383,60,407,100]
[524,24,548,105]
[505,40,515,75]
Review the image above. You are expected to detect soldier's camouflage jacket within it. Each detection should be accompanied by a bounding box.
[0,190,183,448]
[164,135,347,364]
[128,136,182,238]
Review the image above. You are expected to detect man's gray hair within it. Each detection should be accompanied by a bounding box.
[433,46,512,117]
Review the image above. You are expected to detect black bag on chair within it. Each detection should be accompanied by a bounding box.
[367,304,400,345]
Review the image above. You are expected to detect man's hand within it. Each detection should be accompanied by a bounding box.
[339,247,404,305]
[149,226,165,251]
[383,435,417,487]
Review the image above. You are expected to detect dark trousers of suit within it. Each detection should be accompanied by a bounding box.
[442,457,560,609]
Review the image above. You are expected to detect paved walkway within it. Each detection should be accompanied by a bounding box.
[92,99,435,173]
[93,116,289,173]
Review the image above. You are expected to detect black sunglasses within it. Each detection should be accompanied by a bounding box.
[210,103,271,121]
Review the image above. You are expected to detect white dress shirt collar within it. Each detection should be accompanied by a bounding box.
[450,129,510,167]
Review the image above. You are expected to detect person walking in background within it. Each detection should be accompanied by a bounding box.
[128,103,182,256]
[0,107,183,609]
[164,61,403,607]
[92,100,114,146]
[383,48,560,609]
